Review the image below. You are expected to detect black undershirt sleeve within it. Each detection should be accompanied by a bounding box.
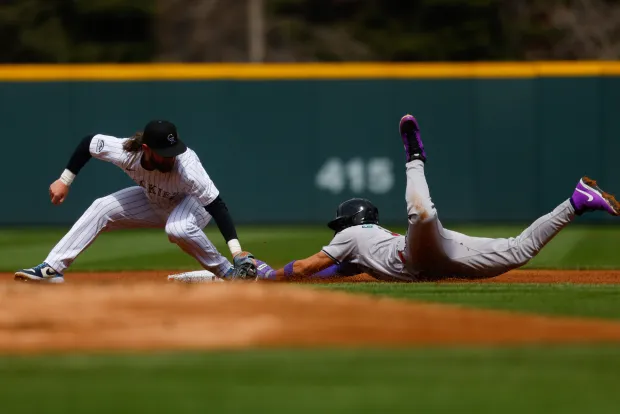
[204,196,239,243]
[66,134,95,175]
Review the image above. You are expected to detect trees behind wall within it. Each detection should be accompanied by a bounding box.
[1,0,618,63]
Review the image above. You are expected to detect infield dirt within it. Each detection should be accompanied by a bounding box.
[0,270,619,354]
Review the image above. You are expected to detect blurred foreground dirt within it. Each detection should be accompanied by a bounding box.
[0,271,620,354]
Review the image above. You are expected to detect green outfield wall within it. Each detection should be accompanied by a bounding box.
[2,63,619,225]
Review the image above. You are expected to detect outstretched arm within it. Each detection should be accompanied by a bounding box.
[49,134,95,205]
[257,251,341,281]
[255,223,368,282]
[204,196,239,247]
[277,251,336,280]
[183,154,254,277]
[204,196,256,278]
[257,228,362,281]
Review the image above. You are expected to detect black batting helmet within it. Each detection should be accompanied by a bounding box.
[327,198,380,233]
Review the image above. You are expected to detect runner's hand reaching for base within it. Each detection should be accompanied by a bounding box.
[49,179,69,205]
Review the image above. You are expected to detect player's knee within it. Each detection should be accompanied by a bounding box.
[87,196,106,211]
[165,222,185,241]
[513,244,535,267]
[165,222,197,242]
[85,196,116,221]
[406,194,435,223]
[408,208,436,225]
[516,254,531,267]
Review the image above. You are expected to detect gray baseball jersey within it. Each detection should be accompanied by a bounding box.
[90,134,219,212]
[321,224,415,282]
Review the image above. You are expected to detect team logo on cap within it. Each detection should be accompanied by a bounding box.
[167,134,176,144]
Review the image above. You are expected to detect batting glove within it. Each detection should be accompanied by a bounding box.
[255,259,276,280]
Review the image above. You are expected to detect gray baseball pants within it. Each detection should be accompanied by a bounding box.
[403,160,575,279]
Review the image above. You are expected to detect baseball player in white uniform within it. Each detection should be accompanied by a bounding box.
[249,114,620,282]
[15,120,257,283]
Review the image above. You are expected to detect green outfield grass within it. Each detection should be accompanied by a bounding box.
[3,226,620,414]
[2,224,620,271]
[320,283,620,320]
[1,347,619,414]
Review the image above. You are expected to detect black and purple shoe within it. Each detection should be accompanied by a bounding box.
[399,114,426,163]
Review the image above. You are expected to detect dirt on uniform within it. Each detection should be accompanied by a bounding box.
[0,269,619,354]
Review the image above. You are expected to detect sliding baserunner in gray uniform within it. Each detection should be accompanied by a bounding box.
[251,114,620,282]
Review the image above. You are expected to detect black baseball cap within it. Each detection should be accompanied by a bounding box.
[142,120,187,157]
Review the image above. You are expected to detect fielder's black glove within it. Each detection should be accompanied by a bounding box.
[230,251,258,280]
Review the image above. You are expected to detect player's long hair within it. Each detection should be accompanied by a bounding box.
[123,132,144,152]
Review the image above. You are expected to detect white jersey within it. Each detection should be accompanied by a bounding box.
[89,134,219,211]
[321,224,415,282]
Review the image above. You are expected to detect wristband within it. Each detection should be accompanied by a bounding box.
[263,269,276,281]
[227,239,242,256]
[284,261,296,278]
[59,169,76,186]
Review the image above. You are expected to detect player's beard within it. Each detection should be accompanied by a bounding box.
[153,158,175,173]
[143,151,175,173]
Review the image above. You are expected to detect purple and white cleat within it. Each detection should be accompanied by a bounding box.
[399,114,426,163]
[570,177,620,216]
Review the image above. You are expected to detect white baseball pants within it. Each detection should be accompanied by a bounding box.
[45,186,232,276]
[403,160,575,279]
